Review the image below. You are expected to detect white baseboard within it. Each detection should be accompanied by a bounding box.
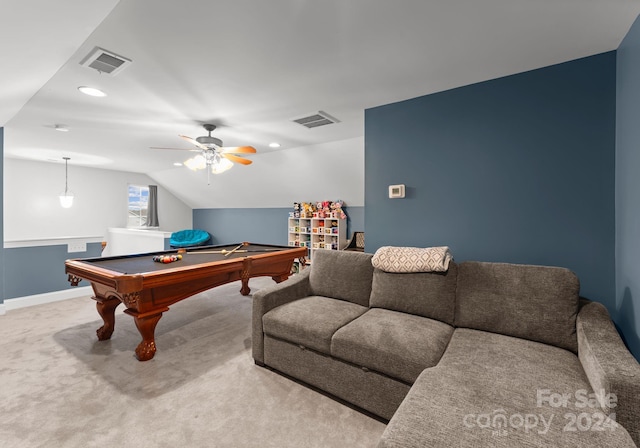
[1,286,93,314]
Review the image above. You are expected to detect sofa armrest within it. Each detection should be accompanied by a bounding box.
[577,300,640,446]
[251,269,312,364]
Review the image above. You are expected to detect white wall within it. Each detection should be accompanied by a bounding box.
[3,158,192,241]
[4,136,363,240]
[148,136,365,209]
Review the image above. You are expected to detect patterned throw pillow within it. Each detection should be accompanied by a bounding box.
[372,246,453,273]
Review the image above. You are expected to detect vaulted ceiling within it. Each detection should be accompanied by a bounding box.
[2,0,639,206]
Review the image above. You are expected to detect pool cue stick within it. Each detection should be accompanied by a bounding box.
[224,243,245,257]
[188,250,248,254]
[186,248,282,255]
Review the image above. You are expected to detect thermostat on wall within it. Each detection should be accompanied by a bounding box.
[389,184,405,198]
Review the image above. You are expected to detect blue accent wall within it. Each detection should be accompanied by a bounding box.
[1,127,4,304]
[3,243,103,299]
[616,15,640,360]
[193,207,365,246]
[365,53,616,307]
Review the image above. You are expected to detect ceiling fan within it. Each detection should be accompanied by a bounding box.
[151,124,256,182]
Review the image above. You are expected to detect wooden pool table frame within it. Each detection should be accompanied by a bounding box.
[65,242,307,361]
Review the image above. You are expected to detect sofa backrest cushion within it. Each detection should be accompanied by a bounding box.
[309,250,374,307]
[370,262,457,325]
[455,261,580,352]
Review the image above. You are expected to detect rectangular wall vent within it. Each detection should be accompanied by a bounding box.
[292,111,340,129]
[79,47,132,76]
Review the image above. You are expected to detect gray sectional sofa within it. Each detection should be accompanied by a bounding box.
[252,250,640,447]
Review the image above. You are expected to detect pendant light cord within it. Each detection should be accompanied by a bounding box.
[63,157,70,194]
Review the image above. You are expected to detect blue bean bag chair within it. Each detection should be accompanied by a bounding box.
[170,229,210,248]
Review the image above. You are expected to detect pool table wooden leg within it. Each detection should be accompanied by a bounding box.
[132,313,163,361]
[95,297,121,341]
[240,258,252,296]
[272,274,289,284]
[240,278,251,296]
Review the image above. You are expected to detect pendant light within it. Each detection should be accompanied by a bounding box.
[59,157,74,208]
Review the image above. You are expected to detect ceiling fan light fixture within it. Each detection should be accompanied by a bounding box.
[170,124,256,183]
[211,157,233,174]
[184,154,206,170]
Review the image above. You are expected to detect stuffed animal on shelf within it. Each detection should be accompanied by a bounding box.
[330,199,347,219]
[320,201,330,218]
[302,202,315,218]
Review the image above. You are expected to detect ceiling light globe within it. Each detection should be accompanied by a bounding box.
[59,192,74,208]
[184,154,206,170]
[211,157,233,174]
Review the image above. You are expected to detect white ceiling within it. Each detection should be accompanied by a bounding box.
[2,1,639,189]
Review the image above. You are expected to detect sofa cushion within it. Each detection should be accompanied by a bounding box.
[455,261,579,352]
[370,262,457,325]
[309,250,374,307]
[331,308,454,384]
[262,296,367,354]
[379,328,635,447]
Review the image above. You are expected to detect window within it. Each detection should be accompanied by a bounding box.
[128,184,149,227]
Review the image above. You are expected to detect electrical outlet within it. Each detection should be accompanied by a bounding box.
[68,242,87,253]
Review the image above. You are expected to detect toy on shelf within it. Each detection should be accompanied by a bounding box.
[330,200,347,219]
[302,202,315,218]
[293,201,317,218]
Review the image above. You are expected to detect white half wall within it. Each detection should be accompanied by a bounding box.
[148,136,365,209]
[3,158,192,241]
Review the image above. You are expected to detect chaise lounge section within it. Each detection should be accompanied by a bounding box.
[252,249,640,447]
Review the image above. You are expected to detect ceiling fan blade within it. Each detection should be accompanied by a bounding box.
[220,146,257,154]
[150,147,200,151]
[222,154,252,165]
[179,134,208,150]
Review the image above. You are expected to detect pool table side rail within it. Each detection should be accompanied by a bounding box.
[65,259,144,293]
[65,244,308,294]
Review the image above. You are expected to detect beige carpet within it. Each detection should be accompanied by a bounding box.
[0,278,385,447]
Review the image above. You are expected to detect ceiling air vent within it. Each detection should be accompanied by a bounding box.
[79,47,132,76]
[293,111,340,129]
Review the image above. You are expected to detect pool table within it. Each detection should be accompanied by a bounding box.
[65,242,307,361]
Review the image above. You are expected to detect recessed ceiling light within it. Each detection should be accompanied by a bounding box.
[54,125,69,132]
[268,142,281,148]
[173,162,183,167]
[78,86,107,97]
